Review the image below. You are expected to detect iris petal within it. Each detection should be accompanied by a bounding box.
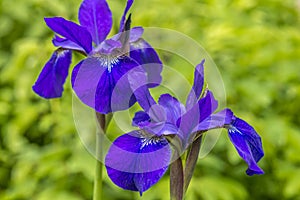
[228,117,264,175]
[186,59,205,109]
[105,131,171,195]
[44,17,92,53]
[177,90,218,146]
[158,94,185,124]
[119,0,134,32]
[130,39,163,88]
[72,56,139,114]
[32,49,72,98]
[132,111,151,127]
[52,35,85,52]
[79,0,112,45]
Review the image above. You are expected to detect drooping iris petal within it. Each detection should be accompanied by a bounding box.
[196,108,234,131]
[130,39,162,88]
[228,117,264,175]
[119,0,134,32]
[52,35,85,52]
[186,59,205,109]
[44,17,92,53]
[79,0,112,45]
[177,90,218,146]
[143,122,179,136]
[72,56,139,114]
[158,94,186,124]
[132,111,151,127]
[105,130,171,195]
[32,49,72,98]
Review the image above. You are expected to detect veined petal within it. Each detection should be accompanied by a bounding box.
[228,117,264,175]
[130,38,163,88]
[177,90,218,146]
[72,55,139,114]
[186,59,205,109]
[105,130,171,195]
[196,108,234,132]
[158,94,185,124]
[119,0,134,32]
[52,35,85,52]
[32,49,72,98]
[79,0,112,45]
[44,17,92,53]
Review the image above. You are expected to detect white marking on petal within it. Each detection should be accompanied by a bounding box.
[97,55,120,73]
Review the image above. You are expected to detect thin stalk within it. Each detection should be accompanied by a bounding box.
[183,134,203,194]
[93,112,106,200]
[170,149,184,200]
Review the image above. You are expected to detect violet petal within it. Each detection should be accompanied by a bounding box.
[79,0,112,45]
[158,94,185,124]
[105,130,171,195]
[130,39,163,88]
[119,0,134,32]
[186,59,205,109]
[72,56,139,114]
[32,49,72,98]
[52,35,85,52]
[228,117,264,175]
[44,17,92,53]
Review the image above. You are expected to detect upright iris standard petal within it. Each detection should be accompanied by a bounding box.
[119,0,134,32]
[79,0,112,45]
[186,59,205,109]
[228,117,264,175]
[32,49,72,98]
[44,17,92,53]
[177,90,218,145]
[105,130,171,195]
[72,55,139,114]
[158,94,185,124]
[52,35,85,52]
[130,39,163,88]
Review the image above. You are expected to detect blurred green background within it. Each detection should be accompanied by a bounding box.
[1,0,300,199]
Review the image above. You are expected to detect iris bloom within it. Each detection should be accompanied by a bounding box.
[32,0,162,113]
[105,60,264,194]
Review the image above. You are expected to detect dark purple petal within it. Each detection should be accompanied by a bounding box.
[158,94,185,124]
[32,49,72,98]
[228,117,264,175]
[186,59,205,109]
[196,108,234,131]
[78,0,112,45]
[130,39,162,88]
[72,56,139,114]
[44,17,92,53]
[132,111,151,127]
[177,90,218,146]
[52,35,85,52]
[119,0,134,32]
[105,130,171,195]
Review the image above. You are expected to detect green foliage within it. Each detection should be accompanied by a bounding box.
[1,0,300,199]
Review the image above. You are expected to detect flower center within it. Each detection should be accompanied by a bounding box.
[97,55,120,73]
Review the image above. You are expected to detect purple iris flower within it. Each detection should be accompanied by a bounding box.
[105,60,264,194]
[32,0,162,114]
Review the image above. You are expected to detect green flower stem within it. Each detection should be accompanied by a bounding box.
[93,113,106,200]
